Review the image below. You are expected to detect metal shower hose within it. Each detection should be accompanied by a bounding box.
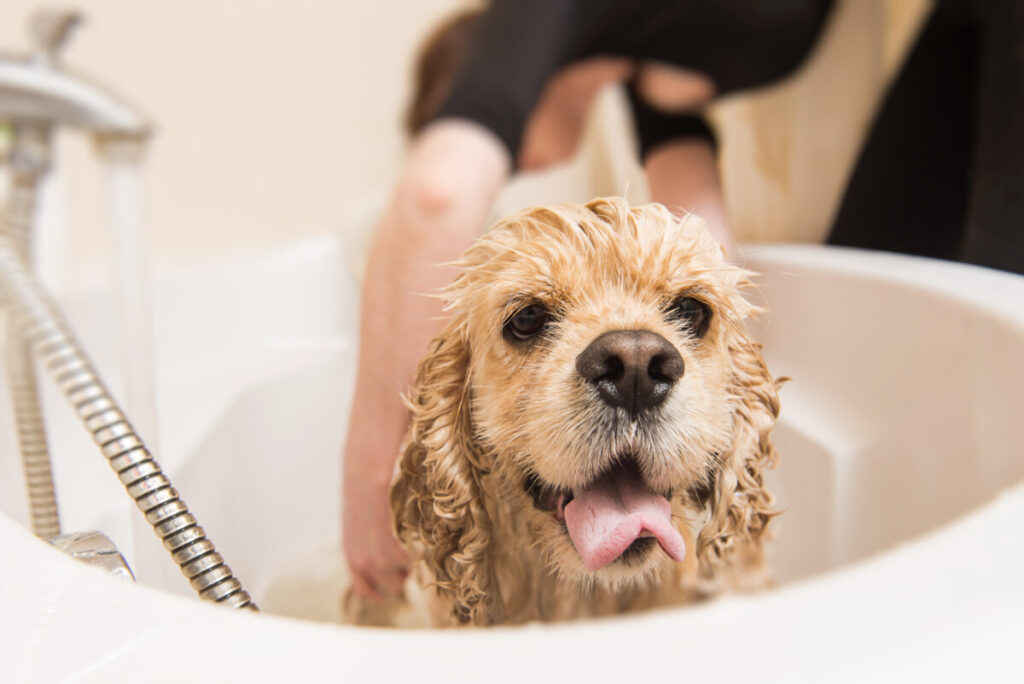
[0,238,257,610]
[4,156,60,538]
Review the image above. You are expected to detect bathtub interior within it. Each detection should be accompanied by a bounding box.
[2,237,1023,623]
[0,235,359,608]
[748,247,1024,582]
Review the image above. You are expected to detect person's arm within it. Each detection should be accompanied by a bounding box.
[517,57,634,170]
[343,120,510,600]
[625,63,736,258]
[644,137,738,260]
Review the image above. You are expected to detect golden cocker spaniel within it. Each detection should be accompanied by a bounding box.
[391,197,781,626]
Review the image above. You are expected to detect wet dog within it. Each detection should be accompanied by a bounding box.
[388,197,781,625]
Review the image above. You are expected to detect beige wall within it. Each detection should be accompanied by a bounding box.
[3,0,465,276]
[2,0,930,279]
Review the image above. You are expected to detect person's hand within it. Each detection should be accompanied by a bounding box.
[518,58,633,170]
[634,63,715,113]
[341,121,509,602]
[643,138,740,262]
[343,429,410,601]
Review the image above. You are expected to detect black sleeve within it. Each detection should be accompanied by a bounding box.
[433,0,583,160]
[960,0,1024,272]
[432,0,832,164]
[626,85,718,161]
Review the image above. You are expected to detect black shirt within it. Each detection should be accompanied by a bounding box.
[434,0,834,161]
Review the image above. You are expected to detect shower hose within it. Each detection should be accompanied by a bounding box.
[0,236,257,611]
[4,162,60,538]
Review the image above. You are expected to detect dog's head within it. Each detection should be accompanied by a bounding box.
[393,198,779,624]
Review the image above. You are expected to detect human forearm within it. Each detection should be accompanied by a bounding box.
[644,138,736,257]
[347,121,509,470]
[342,120,509,599]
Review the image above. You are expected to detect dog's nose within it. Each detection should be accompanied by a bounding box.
[576,330,684,414]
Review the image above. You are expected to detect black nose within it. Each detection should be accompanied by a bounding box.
[575,330,684,415]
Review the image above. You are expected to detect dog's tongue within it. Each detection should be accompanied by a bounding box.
[563,462,686,571]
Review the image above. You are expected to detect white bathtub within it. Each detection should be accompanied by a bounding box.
[1,237,1022,682]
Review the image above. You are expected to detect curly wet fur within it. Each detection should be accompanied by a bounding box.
[389,197,781,626]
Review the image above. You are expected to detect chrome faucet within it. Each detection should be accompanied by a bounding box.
[1,8,149,545]
[0,8,149,139]
[0,9,256,609]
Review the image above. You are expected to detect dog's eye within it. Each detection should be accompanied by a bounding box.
[670,297,711,338]
[505,303,549,341]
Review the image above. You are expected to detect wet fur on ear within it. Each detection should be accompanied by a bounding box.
[390,323,499,625]
[695,327,781,590]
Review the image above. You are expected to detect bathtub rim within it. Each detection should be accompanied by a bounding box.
[744,243,1024,331]
[2,242,1023,680]
[1,481,1021,681]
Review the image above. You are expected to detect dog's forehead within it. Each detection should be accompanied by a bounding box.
[455,202,726,312]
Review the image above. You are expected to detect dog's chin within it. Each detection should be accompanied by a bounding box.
[583,539,675,589]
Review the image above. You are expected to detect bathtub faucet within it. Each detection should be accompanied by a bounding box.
[1,9,256,609]
[0,7,150,142]
[2,8,151,541]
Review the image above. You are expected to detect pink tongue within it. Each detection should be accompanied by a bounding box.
[563,464,686,571]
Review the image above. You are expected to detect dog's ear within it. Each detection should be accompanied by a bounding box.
[695,328,781,589]
[390,323,499,625]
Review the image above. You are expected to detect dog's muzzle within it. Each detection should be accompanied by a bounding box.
[576,330,683,416]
